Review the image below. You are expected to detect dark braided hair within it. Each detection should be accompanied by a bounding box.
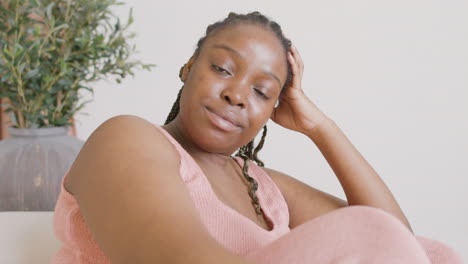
[165,11,292,222]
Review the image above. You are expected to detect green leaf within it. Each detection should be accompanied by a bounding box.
[34,25,41,37]
[57,79,72,87]
[25,69,40,79]
[17,63,26,75]
[28,0,40,8]
[49,84,62,94]
[1,72,12,82]
[3,48,12,57]
[127,8,134,25]
[46,2,55,20]
[45,97,54,105]
[29,82,41,92]
[51,23,69,34]
[114,18,121,32]
[13,43,24,57]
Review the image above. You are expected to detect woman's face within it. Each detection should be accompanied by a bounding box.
[178,24,288,155]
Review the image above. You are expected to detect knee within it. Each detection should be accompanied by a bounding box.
[415,236,464,264]
[325,205,412,235]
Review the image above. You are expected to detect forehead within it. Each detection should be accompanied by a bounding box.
[201,24,287,81]
[203,23,284,55]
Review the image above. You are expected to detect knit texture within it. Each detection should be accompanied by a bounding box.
[51,123,290,263]
[51,123,464,263]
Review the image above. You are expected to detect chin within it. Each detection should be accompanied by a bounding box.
[199,124,241,154]
[193,126,239,154]
[180,105,243,154]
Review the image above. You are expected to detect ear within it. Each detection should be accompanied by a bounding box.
[179,55,196,82]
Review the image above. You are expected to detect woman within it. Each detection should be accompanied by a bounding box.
[52,12,463,263]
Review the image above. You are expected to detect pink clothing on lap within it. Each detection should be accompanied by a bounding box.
[51,123,464,263]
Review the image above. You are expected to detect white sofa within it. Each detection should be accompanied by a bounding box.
[0,212,61,264]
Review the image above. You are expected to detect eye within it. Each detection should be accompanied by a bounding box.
[212,64,231,75]
[254,88,269,100]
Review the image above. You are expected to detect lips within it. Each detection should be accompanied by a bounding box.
[205,107,242,132]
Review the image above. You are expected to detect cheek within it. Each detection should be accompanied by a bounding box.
[248,100,274,125]
[189,70,224,97]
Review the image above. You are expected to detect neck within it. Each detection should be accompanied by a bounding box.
[162,119,235,167]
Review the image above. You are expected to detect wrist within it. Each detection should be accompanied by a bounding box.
[304,116,335,140]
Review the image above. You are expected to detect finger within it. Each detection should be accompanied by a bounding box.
[287,51,299,78]
[287,51,301,91]
[290,44,304,75]
[288,50,301,80]
[290,44,303,68]
[291,45,304,75]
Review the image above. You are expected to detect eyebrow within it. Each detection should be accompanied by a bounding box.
[212,44,283,90]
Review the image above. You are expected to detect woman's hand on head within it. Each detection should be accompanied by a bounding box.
[270,44,329,135]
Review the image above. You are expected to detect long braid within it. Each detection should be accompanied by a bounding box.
[252,125,267,167]
[234,125,268,216]
[164,87,183,125]
[165,11,291,221]
[164,65,186,125]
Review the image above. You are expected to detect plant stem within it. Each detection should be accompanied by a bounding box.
[15,109,25,128]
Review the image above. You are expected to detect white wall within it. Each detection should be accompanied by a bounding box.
[74,0,468,260]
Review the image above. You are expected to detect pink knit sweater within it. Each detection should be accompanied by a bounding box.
[51,123,464,263]
[51,124,291,263]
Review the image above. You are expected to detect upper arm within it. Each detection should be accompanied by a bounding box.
[67,115,246,264]
[263,167,348,229]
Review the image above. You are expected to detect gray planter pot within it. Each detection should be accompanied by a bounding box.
[0,126,84,211]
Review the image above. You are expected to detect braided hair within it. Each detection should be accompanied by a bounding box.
[164,11,292,220]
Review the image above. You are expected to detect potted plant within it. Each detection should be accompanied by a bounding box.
[0,0,154,211]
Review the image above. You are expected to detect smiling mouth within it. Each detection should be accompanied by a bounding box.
[205,107,241,132]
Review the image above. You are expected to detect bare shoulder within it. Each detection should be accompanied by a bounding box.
[262,167,348,229]
[66,114,171,193]
[64,115,247,263]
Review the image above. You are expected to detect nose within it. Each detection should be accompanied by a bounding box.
[221,82,249,108]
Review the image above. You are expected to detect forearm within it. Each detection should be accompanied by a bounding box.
[306,118,413,233]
